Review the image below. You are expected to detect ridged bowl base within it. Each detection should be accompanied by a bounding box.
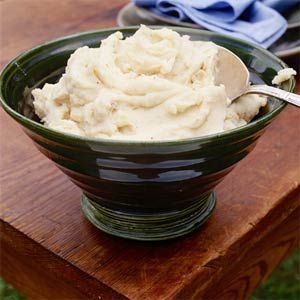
[81,193,216,241]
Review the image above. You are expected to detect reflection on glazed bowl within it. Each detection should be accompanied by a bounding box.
[0,27,295,241]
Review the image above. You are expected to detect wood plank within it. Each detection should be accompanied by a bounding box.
[175,192,300,299]
[1,221,127,300]
[203,206,300,299]
[0,0,299,299]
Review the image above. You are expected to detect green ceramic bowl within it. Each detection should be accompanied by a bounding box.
[0,27,295,241]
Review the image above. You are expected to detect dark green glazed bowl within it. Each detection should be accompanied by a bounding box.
[0,27,295,241]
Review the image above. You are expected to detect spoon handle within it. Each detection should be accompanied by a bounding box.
[245,85,300,107]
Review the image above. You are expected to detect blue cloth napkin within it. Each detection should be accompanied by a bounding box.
[134,0,299,48]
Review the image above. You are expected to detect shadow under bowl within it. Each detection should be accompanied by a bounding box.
[0,27,295,241]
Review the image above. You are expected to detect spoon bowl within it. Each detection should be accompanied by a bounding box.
[216,47,300,107]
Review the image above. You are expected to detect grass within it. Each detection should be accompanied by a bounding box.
[0,248,299,300]
[0,278,26,300]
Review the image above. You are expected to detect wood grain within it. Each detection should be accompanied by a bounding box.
[0,1,300,299]
[1,221,127,300]
[175,192,300,300]
[203,206,300,300]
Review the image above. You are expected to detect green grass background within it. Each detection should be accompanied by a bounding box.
[1,248,299,300]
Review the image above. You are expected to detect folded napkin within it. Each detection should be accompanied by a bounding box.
[134,0,299,48]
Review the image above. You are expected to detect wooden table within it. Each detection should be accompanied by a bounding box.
[0,1,299,299]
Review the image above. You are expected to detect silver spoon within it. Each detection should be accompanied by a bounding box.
[215,47,300,107]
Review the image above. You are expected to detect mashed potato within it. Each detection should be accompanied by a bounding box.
[32,26,267,140]
[272,68,297,85]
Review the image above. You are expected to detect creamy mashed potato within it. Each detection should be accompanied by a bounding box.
[272,68,296,85]
[32,26,267,140]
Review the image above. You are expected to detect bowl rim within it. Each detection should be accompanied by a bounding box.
[0,26,295,146]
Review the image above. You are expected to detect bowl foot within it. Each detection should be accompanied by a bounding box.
[81,193,216,241]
